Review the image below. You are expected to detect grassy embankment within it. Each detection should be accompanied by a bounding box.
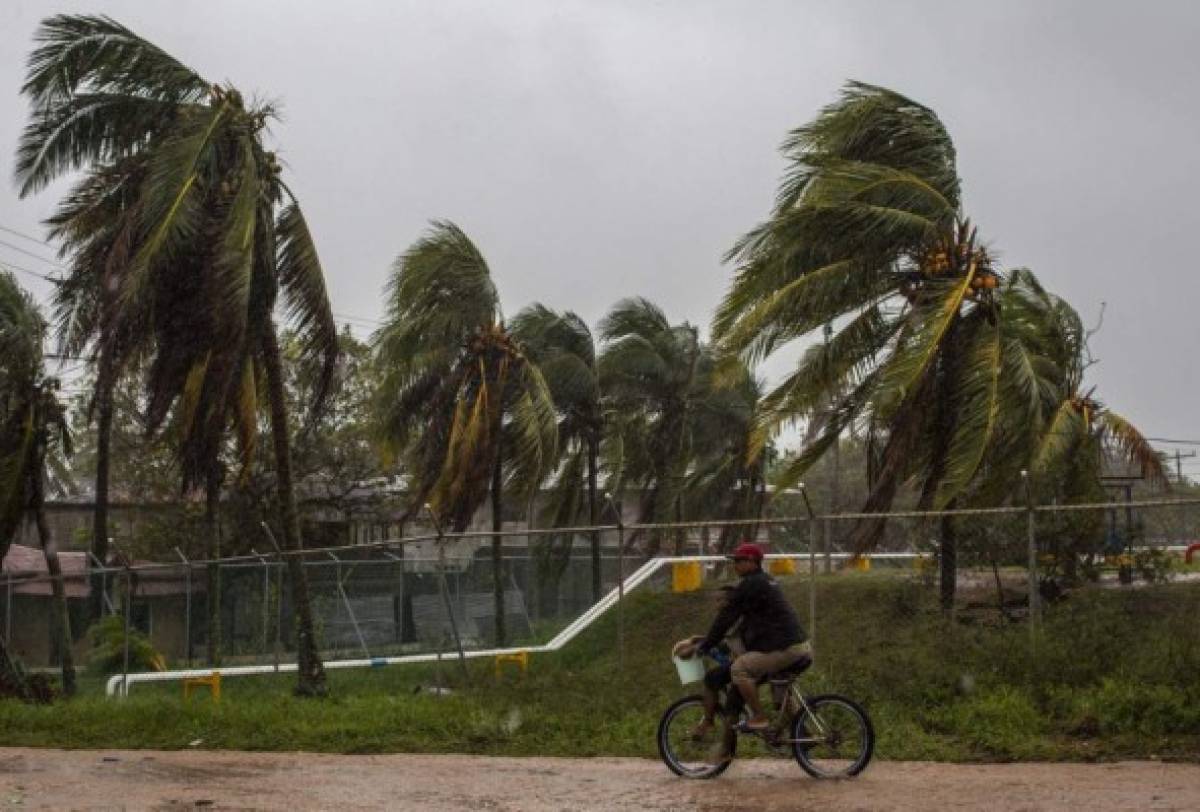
[2,572,1199,761]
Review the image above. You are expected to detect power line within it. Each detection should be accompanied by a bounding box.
[333,311,384,327]
[0,258,57,283]
[0,238,62,269]
[0,223,53,248]
[1146,437,1200,446]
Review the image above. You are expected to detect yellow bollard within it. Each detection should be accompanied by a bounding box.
[182,672,221,702]
[494,650,529,679]
[849,555,871,573]
[671,561,703,593]
[768,558,796,576]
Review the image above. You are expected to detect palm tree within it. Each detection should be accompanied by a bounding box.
[599,298,713,556]
[684,362,772,553]
[510,305,604,605]
[1019,274,1167,492]
[0,272,76,695]
[17,15,339,695]
[715,82,1070,606]
[375,222,557,645]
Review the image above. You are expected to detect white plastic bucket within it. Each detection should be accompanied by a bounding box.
[673,655,704,685]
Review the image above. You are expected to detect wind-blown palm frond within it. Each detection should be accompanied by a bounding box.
[17,14,209,196]
[22,14,208,106]
[930,318,1002,508]
[378,220,498,358]
[506,363,559,500]
[756,305,896,429]
[598,298,718,554]
[15,94,188,198]
[717,258,892,365]
[1099,410,1168,488]
[117,104,226,314]
[375,223,556,531]
[275,198,338,417]
[771,369,879,494]
[871,273,975,420]
[0,271,72,580]
[1031,399,1086,481]
[773,81,959,215]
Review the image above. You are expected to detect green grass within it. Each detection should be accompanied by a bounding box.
[3,575,1199,761]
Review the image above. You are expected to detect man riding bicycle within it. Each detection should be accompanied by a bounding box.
[675,542,811,762]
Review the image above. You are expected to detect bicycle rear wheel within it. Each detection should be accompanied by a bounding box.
[657,695,737,779]
[791,694,874,778]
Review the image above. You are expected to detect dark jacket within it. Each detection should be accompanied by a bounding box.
[700,569,806,653]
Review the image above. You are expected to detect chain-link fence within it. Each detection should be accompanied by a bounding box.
[2,495,1198,694]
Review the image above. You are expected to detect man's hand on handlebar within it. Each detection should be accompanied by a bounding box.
[672,635,706,659]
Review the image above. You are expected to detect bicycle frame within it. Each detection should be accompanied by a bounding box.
[740,678,825,748]
[700,648,830,749]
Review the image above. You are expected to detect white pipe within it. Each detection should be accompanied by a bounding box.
[543,557,662,649]
[107,551,924,697]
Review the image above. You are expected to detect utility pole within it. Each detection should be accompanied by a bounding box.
[1176,450,1197,486]
[823,322,841,523]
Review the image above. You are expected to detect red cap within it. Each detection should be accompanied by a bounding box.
[727,542,765,562]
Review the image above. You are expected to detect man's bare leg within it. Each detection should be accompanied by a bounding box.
[691,687,718,740]
[733,677,769,727]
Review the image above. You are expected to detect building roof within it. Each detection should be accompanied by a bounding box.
[1,544,199,598]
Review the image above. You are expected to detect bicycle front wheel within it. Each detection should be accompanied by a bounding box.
[657,695,737,779]
[791,694,874,778]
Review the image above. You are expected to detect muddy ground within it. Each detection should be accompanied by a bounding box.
[1,748,1197,810]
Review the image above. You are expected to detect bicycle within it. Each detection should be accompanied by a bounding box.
[657,650,874,780]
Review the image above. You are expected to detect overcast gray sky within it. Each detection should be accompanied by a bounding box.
[2,1,1197,465]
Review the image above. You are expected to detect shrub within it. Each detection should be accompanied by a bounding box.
[86,616,166,675]
[1055,679,1200,736]
[929,687,1049,758]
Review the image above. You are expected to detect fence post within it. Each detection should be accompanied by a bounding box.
[110,541,132,698]
[175,548,192,668]
[89,552,113,616]
[254,550,271,659]
[1022,470,1040,632]
[274,559,284,671]
[327,551,370,660]
[606,494,625,674]
[4,568,11,646]
[799,485,817,654]
[426,507,468,681]
[823,518,832,574]
[260,523,287,673]
[383,550,403,648]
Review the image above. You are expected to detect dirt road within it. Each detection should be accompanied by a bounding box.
[1,748,1196,810]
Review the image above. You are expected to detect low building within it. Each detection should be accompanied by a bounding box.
[0,544,201,668]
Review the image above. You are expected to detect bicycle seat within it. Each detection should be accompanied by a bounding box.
[766,654,813,682]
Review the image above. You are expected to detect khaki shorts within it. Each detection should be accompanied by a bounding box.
[730,641,813,682]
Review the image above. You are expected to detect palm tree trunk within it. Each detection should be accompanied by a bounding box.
[842,430,911,553]
[921,320,964,613]
[204,464,221,666]
[33,468,75,696]
[0,543,30,699]
[587,436,600,603]
[491,446,506,647]
[263,323,327,697]
[844,374,936,554]
[89,346,115,626]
